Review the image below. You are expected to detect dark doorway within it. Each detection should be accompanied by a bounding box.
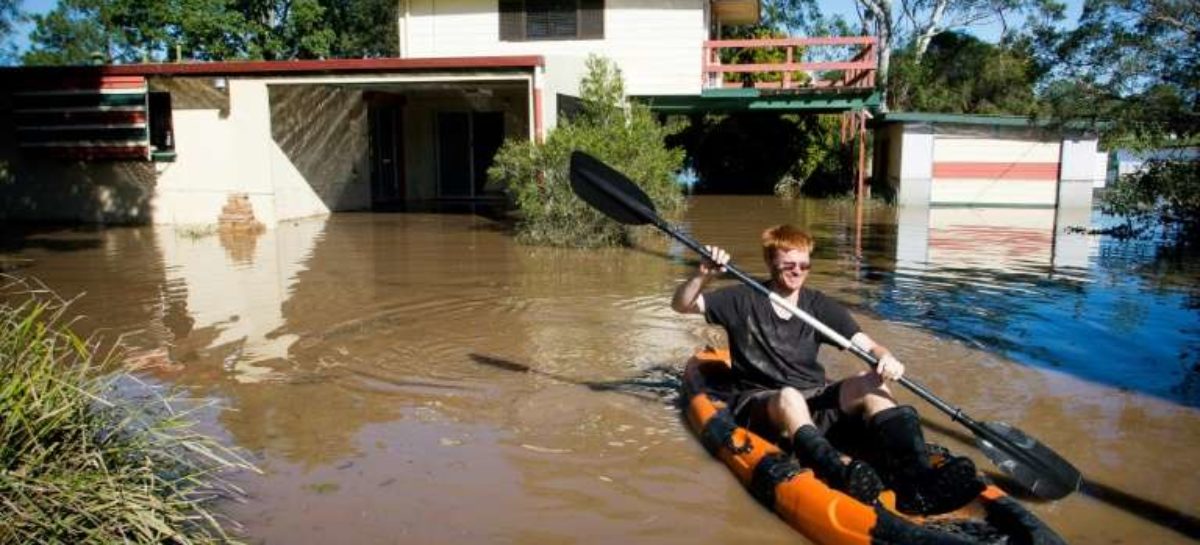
[437,112,472,198]
[472,112,505,196]
[437,111,506,199]
[369,102,405,206]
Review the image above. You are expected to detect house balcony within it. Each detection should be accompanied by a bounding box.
[702,36,878,93]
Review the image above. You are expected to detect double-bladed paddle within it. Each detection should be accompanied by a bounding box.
[568,150,1082,500]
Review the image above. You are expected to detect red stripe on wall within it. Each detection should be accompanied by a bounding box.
[933,162,1059,180]
[22,146,148,161]
[16,110,148,127]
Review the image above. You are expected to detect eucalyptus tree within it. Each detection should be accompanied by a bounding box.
[889,31,1043,114]
[852,0,1065,108]
[1041,0,1197,146]
[1040,0,1199,230]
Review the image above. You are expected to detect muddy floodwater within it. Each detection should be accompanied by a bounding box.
[2,196,1199,544]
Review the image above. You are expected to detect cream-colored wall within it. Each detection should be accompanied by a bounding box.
[269,84,371,217]
[402,0,706,97]
[541,55,589,131]
[154,79,281,225]
[157,78,396,226]
[154,109,245,224]
[934,133,1061,164]
[930,179,1058,205]
[931,127,1061,206]
[1091,150,1108,188]
[229,80,280,222]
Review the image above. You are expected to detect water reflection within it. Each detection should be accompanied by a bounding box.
[3,198,1198,544]
[871,205,1200,406]
[152,218,328,383]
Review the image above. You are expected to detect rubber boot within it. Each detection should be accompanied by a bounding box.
[871,405,984,515]
[792,425,883,503]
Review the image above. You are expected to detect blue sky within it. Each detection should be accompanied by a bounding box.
[817,0,1085,42]
[9,0,1085,57]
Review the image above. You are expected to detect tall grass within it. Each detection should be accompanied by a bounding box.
[0,278,257,544]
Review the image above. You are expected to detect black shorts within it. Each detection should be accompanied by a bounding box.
[723,382,868,453]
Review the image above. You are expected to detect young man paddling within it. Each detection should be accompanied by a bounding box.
[671,224,982,514]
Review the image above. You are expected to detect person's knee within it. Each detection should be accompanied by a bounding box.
[773,387,813,433]
[841,373,895,414]
[777,387,808,414]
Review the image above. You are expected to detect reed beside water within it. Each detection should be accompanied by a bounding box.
[0,277,256,544]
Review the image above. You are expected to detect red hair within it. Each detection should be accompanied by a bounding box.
[761,224,814,263]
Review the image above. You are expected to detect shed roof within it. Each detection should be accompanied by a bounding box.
[2,56,543,87]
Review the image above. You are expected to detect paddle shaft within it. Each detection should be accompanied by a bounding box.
[654,217,989,425]
[661,217,1081,498]
[571,150,1080,498]
[589,166,1011,439]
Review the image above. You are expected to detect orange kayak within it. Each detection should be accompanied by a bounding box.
[683,348,1066,545]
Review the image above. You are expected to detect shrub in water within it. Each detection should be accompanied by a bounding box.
[489,55,686,247]
[0,278,256,544]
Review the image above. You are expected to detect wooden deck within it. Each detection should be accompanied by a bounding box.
[703,36,877,92]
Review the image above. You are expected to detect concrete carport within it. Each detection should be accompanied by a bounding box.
[0,57,543,226]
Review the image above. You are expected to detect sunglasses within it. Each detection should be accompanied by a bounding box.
[773,261,812,272]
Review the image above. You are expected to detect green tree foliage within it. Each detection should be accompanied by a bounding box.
[1103,160,1200,233]
[240,0,335,60]
[0,0,21,62]
[670,113,852,196]
[324,0,398,58]
[1039,0,1197,148]
[854,0,1065,108]
[1039,0,1199,230]
[488,56,685,247]
[888,31,1042,114]
[22,0,397,65]
[23,0,112,65]
[716,26,811,87]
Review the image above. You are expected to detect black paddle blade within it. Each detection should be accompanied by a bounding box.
[975,421,1082,500]
[569,151,657,226]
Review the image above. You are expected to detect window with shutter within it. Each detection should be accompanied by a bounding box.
[527,0,577,39]
[579,0,603,38]
[498,0,604,41]
[499,0,524,41]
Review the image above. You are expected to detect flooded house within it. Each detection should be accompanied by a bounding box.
[0,0,892,227]
[0,0,773,226]
[1,1,1102,227]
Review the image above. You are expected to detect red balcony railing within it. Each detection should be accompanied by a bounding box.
[702,36,877,91]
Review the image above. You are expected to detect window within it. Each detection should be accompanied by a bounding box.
[148,92,175,159]
[499,0,604,41]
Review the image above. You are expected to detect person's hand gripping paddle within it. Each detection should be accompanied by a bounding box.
[568,150,1082,500]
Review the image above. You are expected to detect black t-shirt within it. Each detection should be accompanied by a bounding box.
[704,283,861,392]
